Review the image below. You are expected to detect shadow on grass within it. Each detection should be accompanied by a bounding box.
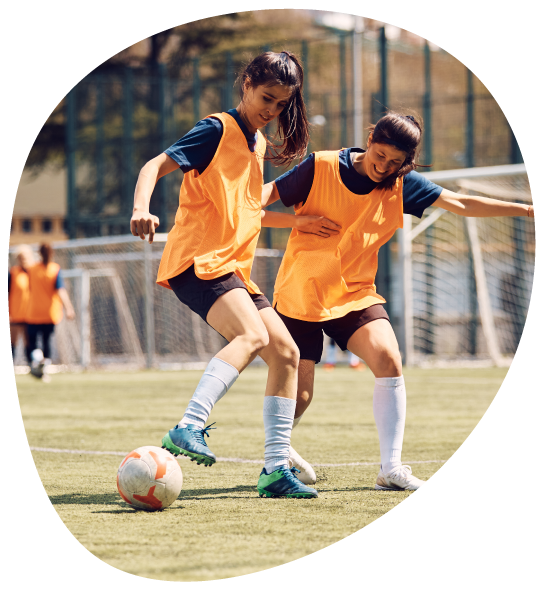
[178,485,257,500]
[48,493,187,512]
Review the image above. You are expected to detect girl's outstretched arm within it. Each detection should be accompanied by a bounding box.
[434,188,534,219]
[131,153,179,242]
[261,181,281,207]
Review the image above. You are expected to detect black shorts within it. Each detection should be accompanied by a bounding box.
[168,265,271,323]
[275,304,390,363]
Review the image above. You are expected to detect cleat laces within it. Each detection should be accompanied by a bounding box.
[190,422,216,447]
[281,465,304,488]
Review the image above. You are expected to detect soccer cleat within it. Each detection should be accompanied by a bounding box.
[323,363,335,372]
[161,423,217,466]
[288,446,317,484]
[375,464,425,491]
[257,465,318,498]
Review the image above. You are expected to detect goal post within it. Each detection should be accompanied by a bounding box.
[398,163,533,367]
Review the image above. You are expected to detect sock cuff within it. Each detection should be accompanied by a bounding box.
[263,395,296,418]
[374,375,405,388]
[292,415,302,429]
[204,357,239,389]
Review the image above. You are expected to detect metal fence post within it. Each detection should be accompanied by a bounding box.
[96,75,105,233]
[352,19,364,147]
[423,41,433,165]
[123,67,134,219]
[80,269,91,367]
[144,241,155,369]
[340,33,347,147]
[66,88,76,239]
[193,57,200,124]
[158,63,167,228]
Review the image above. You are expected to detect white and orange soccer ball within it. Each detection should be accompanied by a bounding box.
[117,446,183,511]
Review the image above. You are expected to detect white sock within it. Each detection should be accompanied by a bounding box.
[292,415,302,429]
[179,357,239,428]
[373,376,406,474]
[263,396,295,473]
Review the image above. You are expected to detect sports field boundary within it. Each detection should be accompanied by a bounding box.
[29,446,447,467]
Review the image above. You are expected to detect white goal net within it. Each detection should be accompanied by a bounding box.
[396,163,534,367]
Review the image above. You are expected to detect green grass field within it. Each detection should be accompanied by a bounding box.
[17,366,507,582]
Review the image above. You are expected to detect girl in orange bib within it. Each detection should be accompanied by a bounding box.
[261,112,534,491]
[8,245,34,361]
[26,243,75,380]
[130,52,318,498]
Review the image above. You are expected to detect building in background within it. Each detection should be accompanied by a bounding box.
[11,169,67,246]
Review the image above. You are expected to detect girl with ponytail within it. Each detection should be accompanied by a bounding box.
[130,51,317,499]
[261,111,534,491]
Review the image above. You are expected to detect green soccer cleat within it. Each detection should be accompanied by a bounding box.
[161,423,217,467]
[257,465,318,498]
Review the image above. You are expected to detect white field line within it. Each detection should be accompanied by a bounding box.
[29,447,446,467]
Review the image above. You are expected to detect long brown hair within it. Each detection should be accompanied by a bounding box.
[39,243,53,266]
[237,51,309,167]
[367,112,429,188]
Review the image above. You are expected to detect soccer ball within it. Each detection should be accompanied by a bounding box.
[117,446,183,511]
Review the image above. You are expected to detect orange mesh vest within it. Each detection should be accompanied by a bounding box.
[157,112,266,294]
[273,150,404,321]
[9,266,31,323]
[27,263,63,325]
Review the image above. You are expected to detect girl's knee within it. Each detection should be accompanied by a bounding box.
[240,328,269,355]
[375,348,402,377]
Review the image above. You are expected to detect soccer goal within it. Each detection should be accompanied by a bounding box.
[397,163,534,367]
[10,236,283,370]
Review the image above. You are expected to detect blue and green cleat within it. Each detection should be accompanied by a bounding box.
[161,423,217,467]
[257,465,318,498]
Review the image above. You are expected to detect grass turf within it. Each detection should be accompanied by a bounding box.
[17,366,507,581]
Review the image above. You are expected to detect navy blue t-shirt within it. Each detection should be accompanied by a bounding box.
[275,148,443,219]
[164,108,258,175]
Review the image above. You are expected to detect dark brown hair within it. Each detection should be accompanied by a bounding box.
[368,112,429,188]
[39,243,53,265]
[237,51,309,167]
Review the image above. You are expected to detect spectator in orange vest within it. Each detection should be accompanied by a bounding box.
[8,244,35,361]
[26,243,75,379]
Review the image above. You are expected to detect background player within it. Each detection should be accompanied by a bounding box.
[26,243,75,381]
[130,51,318,498]
[261,112,534,490]
[8,244,34,362]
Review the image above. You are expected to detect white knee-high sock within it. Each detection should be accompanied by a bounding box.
[179,357,239,428]
[292,415,302,429]
[263,396,296,472]
[373,375,406,473]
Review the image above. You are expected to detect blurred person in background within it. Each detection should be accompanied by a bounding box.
[26,243,75,381]
[8,244,35,362]
[323,338,366,371]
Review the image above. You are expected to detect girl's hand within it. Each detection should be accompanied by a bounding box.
[295,215,341,238]
[131,210,160,243]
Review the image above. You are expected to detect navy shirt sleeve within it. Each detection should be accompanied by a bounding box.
[164,109,258,176]
[55,270,64,290]
[164,117,223,175]
[274,153,316,207]
[402,171,443,218]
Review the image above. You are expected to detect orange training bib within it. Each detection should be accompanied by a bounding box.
[9,266,31,323]
[273,150,403,321]
[27,262,63,325]
[157,112,267,294]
